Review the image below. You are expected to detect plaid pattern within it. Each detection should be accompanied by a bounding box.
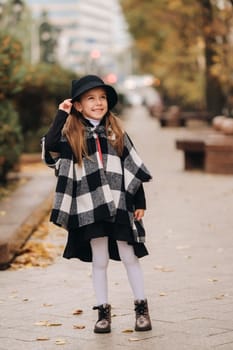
[42,125,152,243]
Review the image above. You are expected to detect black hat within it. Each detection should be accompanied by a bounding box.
[71,75,118,109]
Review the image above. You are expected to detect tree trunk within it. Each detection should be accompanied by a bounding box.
[200,0,225,116]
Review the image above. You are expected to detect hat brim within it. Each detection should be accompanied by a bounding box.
[71,81,118,109]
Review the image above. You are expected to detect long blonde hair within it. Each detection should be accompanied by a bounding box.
[62,111,124,165]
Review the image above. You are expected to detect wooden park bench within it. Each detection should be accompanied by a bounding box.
[176,138,205,170]
[160,110,213,127]
[176,131,233,174]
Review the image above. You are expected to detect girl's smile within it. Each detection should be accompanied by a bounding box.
[74,87,108,120]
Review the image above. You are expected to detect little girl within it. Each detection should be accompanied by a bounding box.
[42,75,152,334]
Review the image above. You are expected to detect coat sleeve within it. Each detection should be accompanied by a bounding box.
[133,184,146,210]
[44,110,68,152]
[122,132,152,197]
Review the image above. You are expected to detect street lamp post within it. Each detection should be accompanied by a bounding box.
[0,0,33,63]
[0,0,7,26]
[11,0,24,23]
[39,11,59,64]
[0,5,3,24]
[0,0,24,28]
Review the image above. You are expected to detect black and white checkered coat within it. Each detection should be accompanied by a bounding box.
[42,124,152,243]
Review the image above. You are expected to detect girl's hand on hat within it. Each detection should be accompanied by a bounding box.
[134,209,144,221]
[59,99,72,114]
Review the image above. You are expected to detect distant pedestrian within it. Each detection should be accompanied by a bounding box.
[42,75,152,333]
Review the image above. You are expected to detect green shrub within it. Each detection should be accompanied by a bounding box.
[14,63,77,152]
[0,33,24,183]
[0,100,23,183]
[0,33,25,99]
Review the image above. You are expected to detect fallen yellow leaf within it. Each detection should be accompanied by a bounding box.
[72,309,83,315]
[176,245,190,250]
[34,321,62,327]
[129,336,158,342]
[154,265,174,272]
[73,324,85,329]
[129,337,140,342]
[122,329,134,333]
[47,322,62,327]
[9,216,65,271]
[35,321,49,326]
[36,336,50,341]
[55,339,66,345]
[215,294,225,300]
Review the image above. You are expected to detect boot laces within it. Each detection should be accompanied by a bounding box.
[135,301,148,316]
[93,305,110,321]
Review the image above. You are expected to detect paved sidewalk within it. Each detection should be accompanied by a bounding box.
[0,106,233,350]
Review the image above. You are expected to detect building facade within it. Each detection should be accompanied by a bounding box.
[25,0,132,80]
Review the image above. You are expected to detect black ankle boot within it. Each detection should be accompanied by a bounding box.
[134,299,152,331]
[93,303,111,333]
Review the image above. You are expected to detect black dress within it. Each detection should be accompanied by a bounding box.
[45,110,149,262]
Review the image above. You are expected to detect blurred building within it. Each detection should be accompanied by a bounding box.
[25,0,132,80]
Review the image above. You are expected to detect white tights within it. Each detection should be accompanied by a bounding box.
[90,237,145,305]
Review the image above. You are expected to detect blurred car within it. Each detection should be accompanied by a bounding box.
[138,86,163,118]
[124,91,144,106]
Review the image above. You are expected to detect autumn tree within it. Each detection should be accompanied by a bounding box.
[0,34,24,182]
[121,0,233,114]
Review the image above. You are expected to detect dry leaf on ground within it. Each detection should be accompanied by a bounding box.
[72,309,83,315]
[154,265,174,272]
[176,245,190,250]
[129,337,140,342]
[55,339,66,345]
[122,329,134,333]
[35,321,48,326]
[208,278,218,282]
[36,336,50,341]
[34,320,62,327]
[73,324,85,329]
[10,214,65,270]
[47,322,62,327]
[215,294,225,300]
[129,336,158,342]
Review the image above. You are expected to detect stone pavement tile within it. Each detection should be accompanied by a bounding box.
[146,320,233,349]
[151,295,233,326]
[175,318,233,348]
[213,344,233,350]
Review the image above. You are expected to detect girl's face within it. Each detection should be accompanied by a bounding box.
[74,87,108,120]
